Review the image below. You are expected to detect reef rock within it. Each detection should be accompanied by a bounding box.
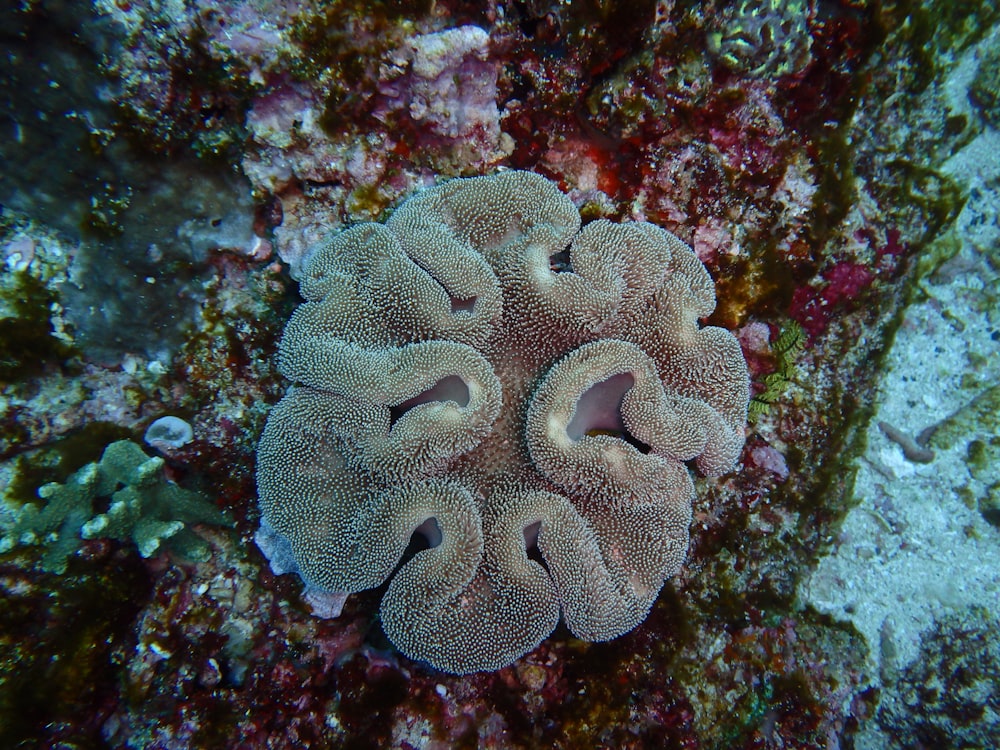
[256,171,749,673]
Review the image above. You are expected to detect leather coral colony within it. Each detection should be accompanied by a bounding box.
[256,171,750,673]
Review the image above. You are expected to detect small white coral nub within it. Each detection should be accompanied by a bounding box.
[144,415,194,451]
[256,171,750,673]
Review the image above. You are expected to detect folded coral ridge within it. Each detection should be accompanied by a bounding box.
[256,171,750,673]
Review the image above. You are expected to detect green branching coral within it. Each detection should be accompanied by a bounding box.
[0,440,231,573]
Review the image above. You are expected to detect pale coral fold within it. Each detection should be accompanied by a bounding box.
[256,171,749,674]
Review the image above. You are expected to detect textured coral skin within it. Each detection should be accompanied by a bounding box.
[256,171,749,673]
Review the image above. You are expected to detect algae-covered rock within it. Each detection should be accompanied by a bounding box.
[970,36,1000,127]
[878,607,1000,748]
[0,440,231,573]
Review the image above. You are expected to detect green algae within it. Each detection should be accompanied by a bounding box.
[979,484,1000,528]
[926,382,1000,450]
[750,321,805,422]
[886,163,964,245]
[288,1,429,85]
[4,422,135,506]
[104,12,255,160]
[0,271,76,382]
[0,557,151,747]
[915,385,1000,528]
[887,0,1000,94]
[878,606,1000,746]
[170,263,289,468]
[966,437,1000,481]
[714,680,776,748]
[963,434,1000,528]
[971,37,1000,127]
[81,180,133,238]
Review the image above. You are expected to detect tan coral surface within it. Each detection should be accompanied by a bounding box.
[256,171,749,673]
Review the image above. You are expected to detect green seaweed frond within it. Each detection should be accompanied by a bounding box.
[749,321,806,422]
[771,320,806,357]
